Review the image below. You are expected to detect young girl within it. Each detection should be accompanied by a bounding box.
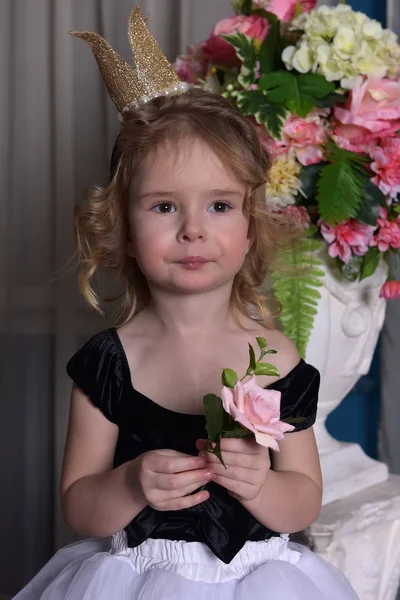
[14,5,359,599]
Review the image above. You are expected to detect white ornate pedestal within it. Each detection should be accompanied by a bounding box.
[305,254,389,505]
[309,475,400,600]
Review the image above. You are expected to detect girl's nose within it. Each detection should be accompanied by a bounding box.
[177,213,206,243]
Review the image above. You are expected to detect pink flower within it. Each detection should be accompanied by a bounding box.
[281,112,328,166]
[380,280,400,300]
[221,376,294,451]
[202,15,270,67]
[251,120,287,158]
[253,0,316,22]
[370,138,400,202]
[370,207,400,252]
[319,219,376,264]
[174,43,208,84]
[283,206,311,228]
[334,77,400,153]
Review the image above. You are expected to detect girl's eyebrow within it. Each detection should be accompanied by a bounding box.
[139,189,243,200]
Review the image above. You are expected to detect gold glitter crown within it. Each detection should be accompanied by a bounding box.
[69,2,189,117]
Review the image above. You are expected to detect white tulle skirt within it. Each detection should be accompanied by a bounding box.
[13,531,359,599]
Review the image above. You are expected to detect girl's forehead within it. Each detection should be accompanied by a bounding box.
[139,138,242,186]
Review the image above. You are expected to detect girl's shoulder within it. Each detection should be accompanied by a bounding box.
[249,325,320,433]
[258,327,301,380]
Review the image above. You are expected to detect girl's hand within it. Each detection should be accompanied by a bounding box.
[131,449,212,511]
[196,438,271,502]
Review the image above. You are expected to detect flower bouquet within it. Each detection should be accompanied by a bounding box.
[176,0,400,356]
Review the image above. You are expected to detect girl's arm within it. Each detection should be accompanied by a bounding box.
[240,428,323,533]
[60,385,147,538]
[61,385,211,538]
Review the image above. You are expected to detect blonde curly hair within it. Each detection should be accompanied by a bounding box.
[74,88,300,329]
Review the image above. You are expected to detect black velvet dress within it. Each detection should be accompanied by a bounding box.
[13,329,360,599]
[66,328,320,564]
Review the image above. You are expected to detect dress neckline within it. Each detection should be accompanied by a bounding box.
[108,327,304,419]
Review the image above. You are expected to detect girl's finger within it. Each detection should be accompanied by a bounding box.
[158,489,210,511]
[209,463,257,485]
[157,468,212,491]
[211,473,255,498]
[200,450,262,470]
[219,437,261,454]
[152,454,207,474]
[195,438,207,451]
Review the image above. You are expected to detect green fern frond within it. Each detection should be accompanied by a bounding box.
[271,238,325,358]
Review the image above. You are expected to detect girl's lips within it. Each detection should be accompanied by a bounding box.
[179,261,208,270]
[178,256,209,264]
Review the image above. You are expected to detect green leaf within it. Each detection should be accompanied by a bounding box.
[300,163,326,200]
[355,177,385,226]
[259,71,335,117]
[248,343,257,370]
[252,9,279,24]
[222,368,239,388]
[340,255,363,281]
[211,435,226,468]
[256,336,267,351]
[316,91,347,108]
[316,142,368,224]
[222,427,253,438]
[393,205,400,214]
[222,32,256,88]
[254,362,280,377]
[203,394,224,442]
[294,0,304,16]
[271,237,324,358]
[259,71,292,97]
[242,0,252,15]
[264,349,278,354]
[360,247,380,281]
[236,90,288,139]
[259,20,281,74]
[296,74,336,99]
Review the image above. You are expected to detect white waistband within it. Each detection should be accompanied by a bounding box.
[110,531,301,583]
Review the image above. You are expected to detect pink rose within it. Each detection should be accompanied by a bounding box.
[202,15,270,67]
[319,219,376,264]
[380,280,400,300]
[262,0,316,22]
[284,206,311,228]
[281,111,329,166]
[174,43,208,84]
[221,376,294,451]
[334,77,400,153]
[370,137,400,202]
[370,207,400,252]
[265,0,317,21]
[252,0,316,21]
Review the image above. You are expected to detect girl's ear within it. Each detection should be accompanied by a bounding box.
[245,236,253,255]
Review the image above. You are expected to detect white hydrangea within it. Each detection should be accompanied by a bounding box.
[282,5,400,88]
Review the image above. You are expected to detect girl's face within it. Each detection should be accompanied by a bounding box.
[127,138,251,295]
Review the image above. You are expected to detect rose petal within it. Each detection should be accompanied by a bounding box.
[254,431,280,451]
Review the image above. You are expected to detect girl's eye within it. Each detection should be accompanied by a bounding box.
[153,202,176,213]
[209,201,232,213]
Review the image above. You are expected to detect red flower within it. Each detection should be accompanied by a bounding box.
[380,280,400,300]
[202,15,269,68]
